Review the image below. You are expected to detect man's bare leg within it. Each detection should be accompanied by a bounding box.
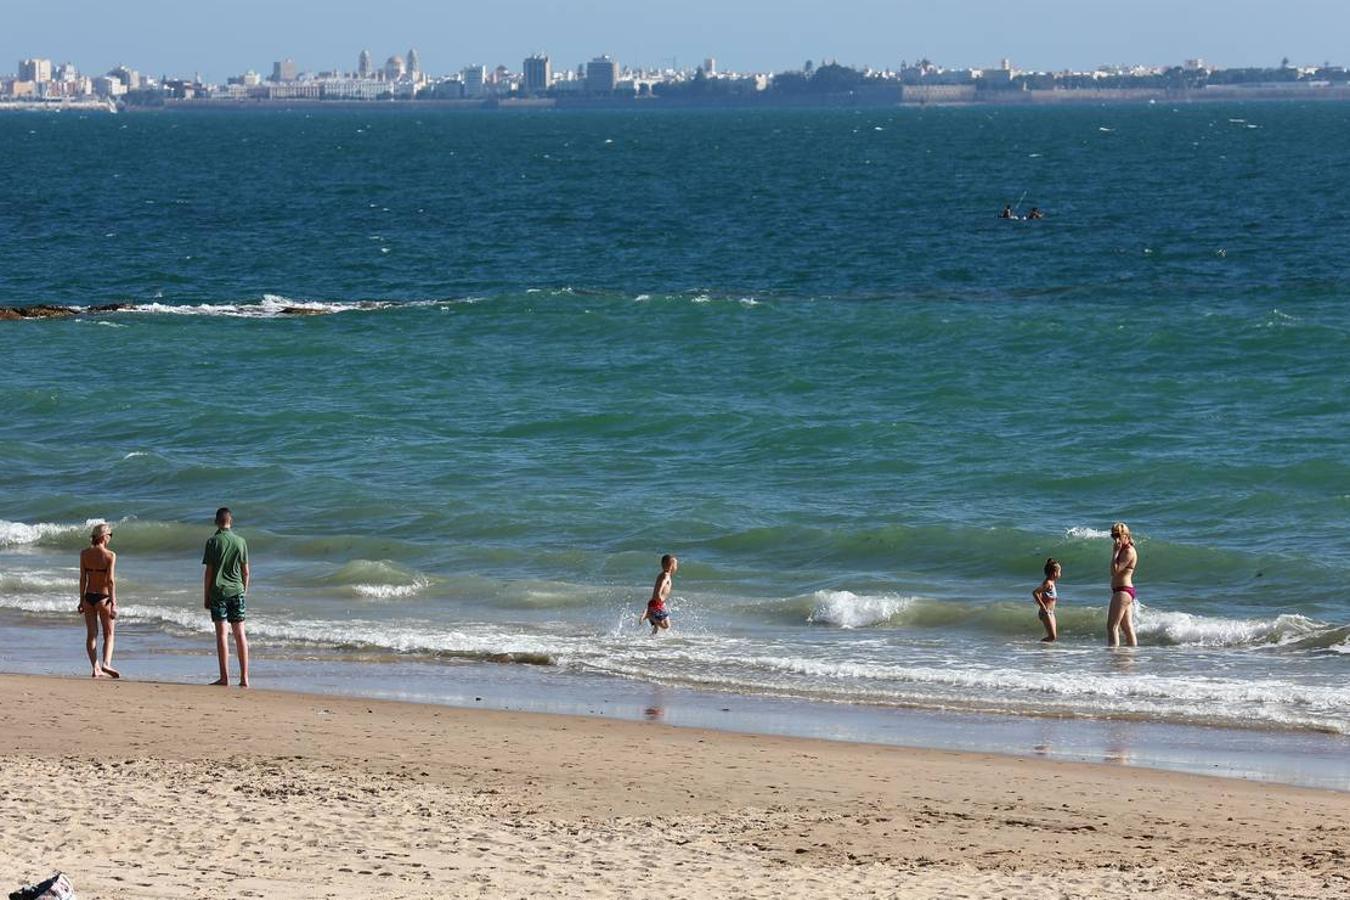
[85,609,103,677]
[99,605,120,678]
[211,620,230,685]
[232,621,250,688]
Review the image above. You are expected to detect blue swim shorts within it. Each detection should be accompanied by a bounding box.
[209,593,247,624]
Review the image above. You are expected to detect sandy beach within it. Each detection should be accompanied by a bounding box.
[0,675,1344,898]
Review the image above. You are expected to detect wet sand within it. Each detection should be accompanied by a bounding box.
[1,674,1345,898]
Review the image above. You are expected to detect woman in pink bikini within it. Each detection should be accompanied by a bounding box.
[1106,522,1138,648]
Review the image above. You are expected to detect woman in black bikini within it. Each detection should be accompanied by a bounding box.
[78,523,119,678]
[1107,522,1138,648]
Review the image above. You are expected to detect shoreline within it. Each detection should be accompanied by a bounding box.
[9,88,1339,114]
[2,673,1347,899]
[3,613,1348,792]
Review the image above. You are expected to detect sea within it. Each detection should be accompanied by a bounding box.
[1,103,1347,788]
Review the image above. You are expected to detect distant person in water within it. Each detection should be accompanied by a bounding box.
[1107,522,1138,648]
[999,204,1016,219]
[639,555,678,635]
[1026,207,1045,220]
[78,522,119,678]
[1032,558,1061,642]
[203,507,250,686]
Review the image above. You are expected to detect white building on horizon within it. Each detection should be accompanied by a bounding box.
[462,65,486,96]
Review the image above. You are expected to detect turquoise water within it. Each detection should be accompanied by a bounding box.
[1,105,1348,741]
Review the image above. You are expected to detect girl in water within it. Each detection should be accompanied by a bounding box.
[1107,522,1138,648]
[78,522,119,678]
[1032,558,1061,642]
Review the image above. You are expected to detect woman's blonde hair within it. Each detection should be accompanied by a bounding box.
[90,523,110,544]
[1110,522,1131,544]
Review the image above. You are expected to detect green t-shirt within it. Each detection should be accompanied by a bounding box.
[203,528,248,601]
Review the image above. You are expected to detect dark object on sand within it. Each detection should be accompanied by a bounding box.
[9,872,76,900]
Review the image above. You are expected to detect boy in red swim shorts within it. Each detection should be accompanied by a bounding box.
[639,554,678,635]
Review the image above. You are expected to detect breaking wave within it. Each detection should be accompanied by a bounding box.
[310,559,433,600]
[0,519,107,548]
[792,589,1341,650]
[806,591,918,628]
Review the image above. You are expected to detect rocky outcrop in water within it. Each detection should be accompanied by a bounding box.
[0,304,129,320]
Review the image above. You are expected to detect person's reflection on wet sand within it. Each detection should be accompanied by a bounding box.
[1103,721,1134,766]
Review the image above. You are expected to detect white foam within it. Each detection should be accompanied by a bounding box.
[1064,526,1111,540]
[117,295,441,319]
[601,650,1350,731]
[0,518,106,548]
[0,570,74,592]
[1136,609,1320,647]
[351,579,428,600]
[0,594,567,664]
[806,591,917,629]
[242,617,569,666]
[0,596,83,614]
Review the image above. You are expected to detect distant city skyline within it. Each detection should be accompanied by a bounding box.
[5,0,1348,82]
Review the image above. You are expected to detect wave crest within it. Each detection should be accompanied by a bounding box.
[120,294,434,319]
[312,559,432,600]
[1137,610,1323,647]
[806,591,917,628]
[0,519,106,548]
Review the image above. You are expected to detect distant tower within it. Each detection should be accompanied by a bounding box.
[18,58,54,83]
[270,58,298,83]
[586,55,618,93]
[524,54,552,95]
[462,65,486,96]
[358,49,373,78]
[407,48,422,80]
[703,57,717,76]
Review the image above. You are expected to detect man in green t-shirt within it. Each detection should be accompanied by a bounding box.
[203,507,250,687]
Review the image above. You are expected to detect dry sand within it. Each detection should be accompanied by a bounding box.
[0,674,1345,899]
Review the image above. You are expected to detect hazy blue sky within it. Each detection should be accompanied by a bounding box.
[6,0,1347,81]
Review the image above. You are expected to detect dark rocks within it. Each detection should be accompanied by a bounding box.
[0,303,129,320]
[0,304,79,320]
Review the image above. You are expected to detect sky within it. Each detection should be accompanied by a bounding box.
[4,0,1348,82]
